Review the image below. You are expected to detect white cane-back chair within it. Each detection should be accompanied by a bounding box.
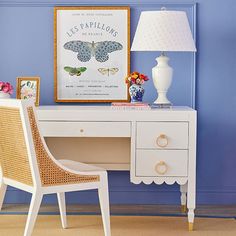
[0,99,111,236]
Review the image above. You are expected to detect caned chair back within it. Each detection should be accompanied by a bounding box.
[0,99,38,186]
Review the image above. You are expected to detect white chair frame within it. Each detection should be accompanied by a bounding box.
[0,99,111,236]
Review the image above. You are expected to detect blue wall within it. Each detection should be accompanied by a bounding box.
[1,0,236,205]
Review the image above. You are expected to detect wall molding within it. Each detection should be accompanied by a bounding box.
[0,1,196,7]
[191,3,197,108]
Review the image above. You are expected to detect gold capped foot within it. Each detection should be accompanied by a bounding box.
[181,204,187,213]
[188,222,194,231]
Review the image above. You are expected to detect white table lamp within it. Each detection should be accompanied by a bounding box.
[131,9,196,105]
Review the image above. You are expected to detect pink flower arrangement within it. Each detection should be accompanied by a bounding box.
[0,81,14,94]
[125,71,149,85]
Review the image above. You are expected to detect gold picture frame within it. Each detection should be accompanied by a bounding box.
[16,77,40,106]
[54,6,130,103]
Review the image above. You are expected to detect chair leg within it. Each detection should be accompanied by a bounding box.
[23,191,43,236]
[0,182,7,210]
[98,173,111,236]
[57,192,67,229]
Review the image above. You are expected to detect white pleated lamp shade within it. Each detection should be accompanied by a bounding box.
[131,10,196,52]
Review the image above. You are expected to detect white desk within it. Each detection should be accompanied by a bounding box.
[37,105,197,230]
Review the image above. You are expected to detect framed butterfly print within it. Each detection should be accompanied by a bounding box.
[54,6,130,102]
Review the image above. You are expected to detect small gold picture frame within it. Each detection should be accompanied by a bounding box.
[16,77,40,106]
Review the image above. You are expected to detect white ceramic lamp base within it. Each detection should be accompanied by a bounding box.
[152,55,173,105]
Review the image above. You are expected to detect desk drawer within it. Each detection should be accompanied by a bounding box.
[136,150,188,177]
[137,122,188,149]
[39,121,131,137]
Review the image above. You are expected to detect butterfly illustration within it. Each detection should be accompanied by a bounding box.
[64,66,87,77]
[98,68,119,76]
[64,41,123,63]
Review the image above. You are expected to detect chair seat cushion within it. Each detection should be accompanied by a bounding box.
[59,159,105,172]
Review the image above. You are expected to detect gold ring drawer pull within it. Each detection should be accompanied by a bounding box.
[155,161,168,175]
[156,134,168,148]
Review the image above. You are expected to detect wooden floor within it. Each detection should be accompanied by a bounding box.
[1,205,236,236]
[1,204,236,218]
[1,214,236,236]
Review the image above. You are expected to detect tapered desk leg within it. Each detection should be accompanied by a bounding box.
[187,112,196,231]
[180,183,187,213]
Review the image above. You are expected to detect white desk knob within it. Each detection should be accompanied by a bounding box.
[156,134,168,148]
[155,161,168,175]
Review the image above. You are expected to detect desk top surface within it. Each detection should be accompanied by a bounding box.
[37,106,196,121]
[37,105,195,112]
